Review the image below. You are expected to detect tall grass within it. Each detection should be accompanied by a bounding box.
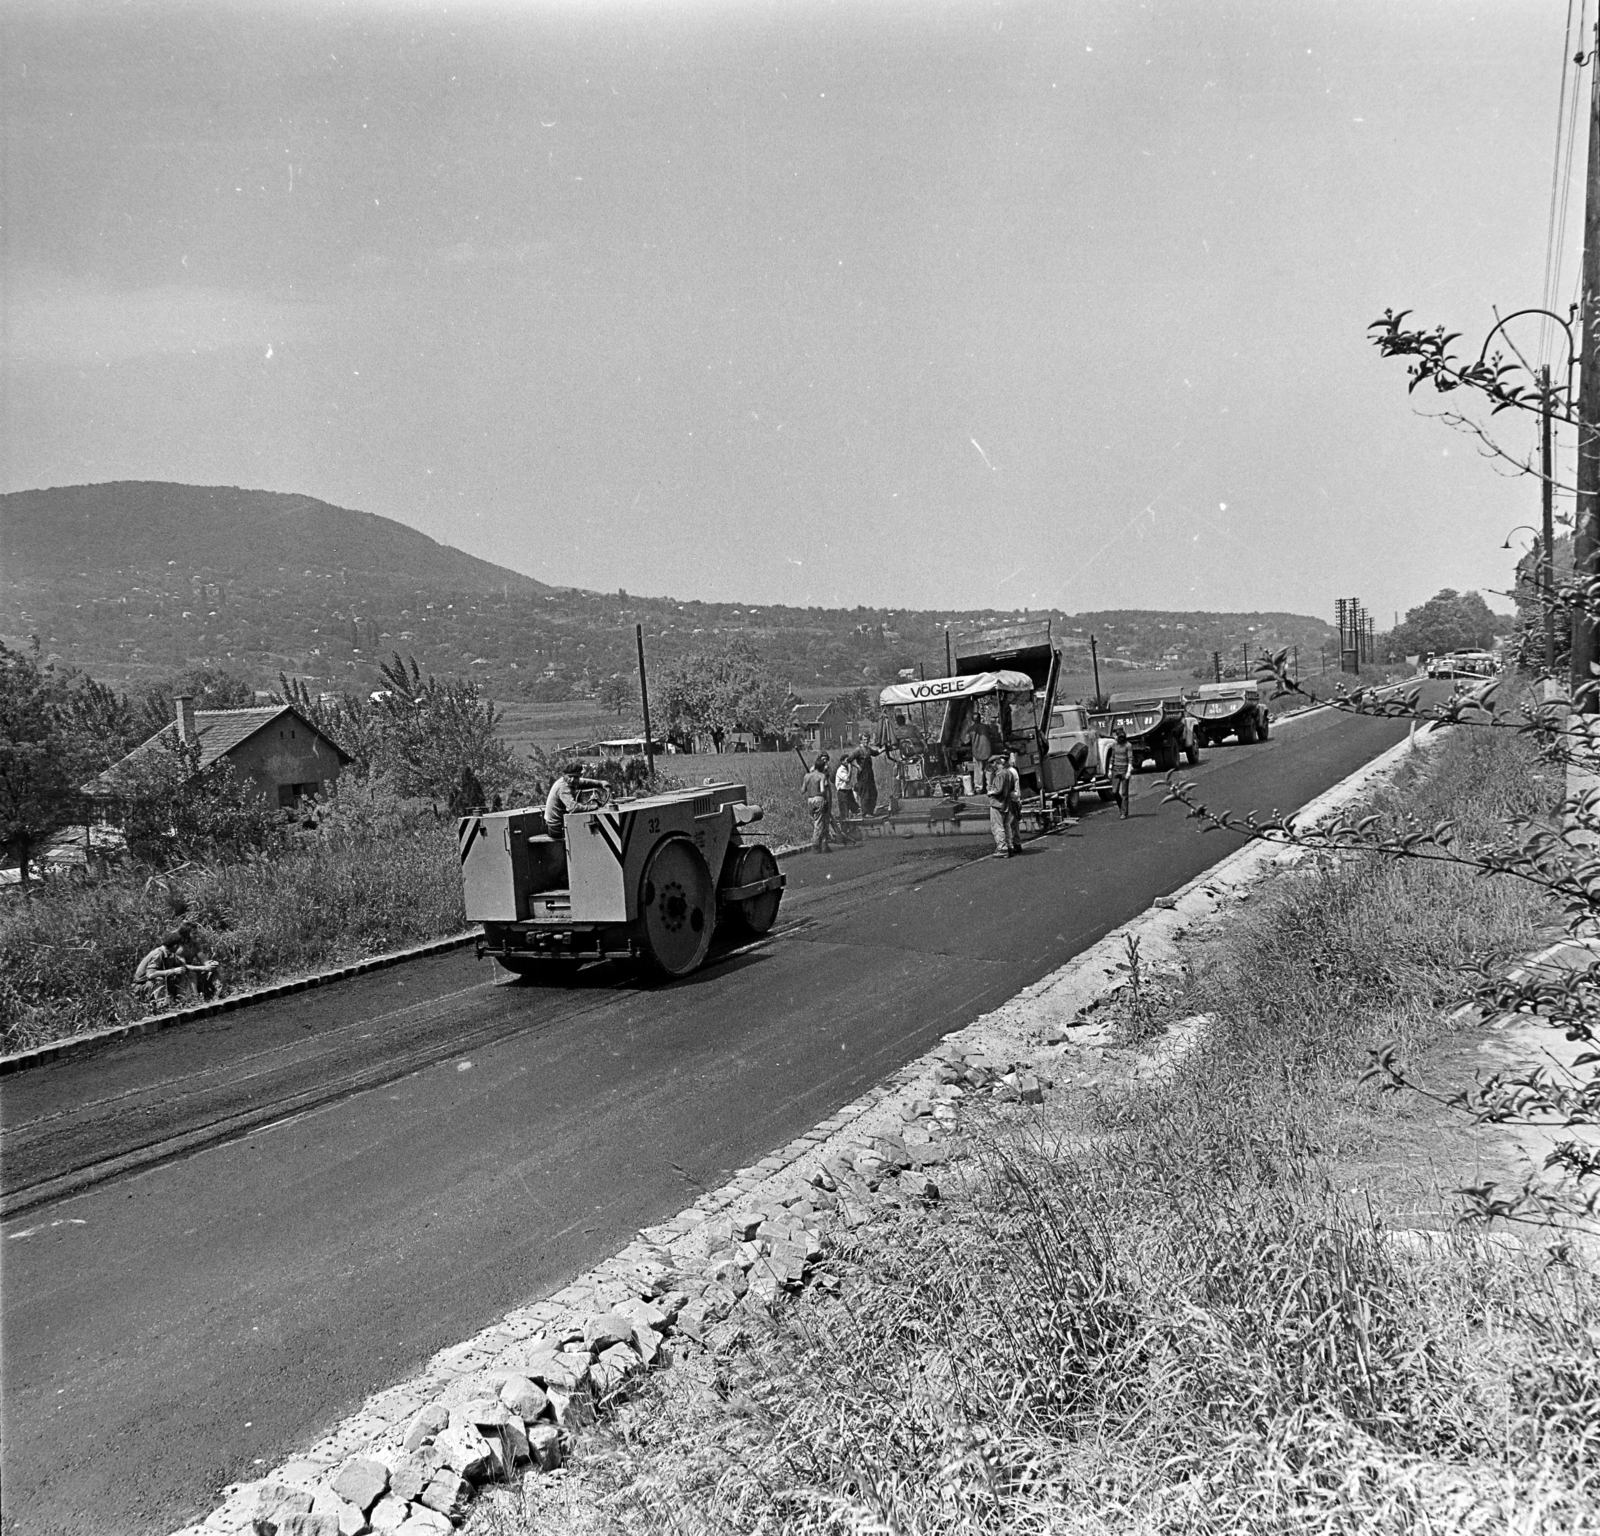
[483,723,1600,1535]
[0,824,464,1054]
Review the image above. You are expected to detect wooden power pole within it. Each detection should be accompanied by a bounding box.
[1542,364,1558,674]
[635,623,655,776]
[1572,30,1600,702]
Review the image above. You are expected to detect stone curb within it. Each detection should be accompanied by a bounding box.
[171,725,1434,1536]
[0,931,482,1078]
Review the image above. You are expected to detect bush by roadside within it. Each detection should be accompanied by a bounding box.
[469,722,1600,1534]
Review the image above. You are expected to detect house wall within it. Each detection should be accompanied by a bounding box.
[227,724,344,804]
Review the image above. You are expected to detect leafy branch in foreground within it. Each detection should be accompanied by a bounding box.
[1369,307,1574,424]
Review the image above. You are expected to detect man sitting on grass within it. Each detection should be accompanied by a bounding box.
[133,932,188,1011]
[175,921,220,1001]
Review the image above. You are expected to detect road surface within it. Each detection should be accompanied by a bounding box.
[1,704,1411,1534]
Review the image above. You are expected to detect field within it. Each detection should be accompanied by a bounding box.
[655,751,811,849]
[495,699,618,761]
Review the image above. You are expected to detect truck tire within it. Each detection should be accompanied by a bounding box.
[722,843,783,937]
[1185,738,1202,766]
[1156,738,1180,773]
[1258,713,1270,740]
[640,837,716,977]
[1237,717,1258,745]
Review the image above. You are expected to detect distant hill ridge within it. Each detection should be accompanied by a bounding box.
[1,481,1337,698]
[1,482,547,591]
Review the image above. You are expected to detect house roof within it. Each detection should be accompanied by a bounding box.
[791,703,838,726]
[84,706,351,796]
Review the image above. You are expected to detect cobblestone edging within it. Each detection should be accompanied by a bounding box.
[0,931,482,1078]
[175,727,1433,1536]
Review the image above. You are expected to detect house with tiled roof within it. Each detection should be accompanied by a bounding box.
[86,696,351,809]
[790,699,852,753]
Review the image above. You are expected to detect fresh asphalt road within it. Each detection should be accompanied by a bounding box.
[1,704,1411,1535]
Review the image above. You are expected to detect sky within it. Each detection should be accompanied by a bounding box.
[0,0,1585,623]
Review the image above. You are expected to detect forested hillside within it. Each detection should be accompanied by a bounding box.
[2,483,1337,698]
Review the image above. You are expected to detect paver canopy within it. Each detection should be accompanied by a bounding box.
[877,671,1034,707]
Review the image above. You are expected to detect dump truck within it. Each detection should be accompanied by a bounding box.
[1186,680,1271,746]
[1090,693,1201,772]
[459,782,785,980]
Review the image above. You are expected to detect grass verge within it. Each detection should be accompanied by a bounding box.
[0,824,465,1055]
[467,722,1600,1534]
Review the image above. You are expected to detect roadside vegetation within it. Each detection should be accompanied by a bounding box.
[0,646,539,1054]
[0,641,818,1053]
[473,721,1600,1535]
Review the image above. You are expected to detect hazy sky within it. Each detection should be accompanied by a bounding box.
[1,0,1582,622]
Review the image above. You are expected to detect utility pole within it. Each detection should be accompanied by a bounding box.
[1212,650,1222,683]
[1542,363,1558,674]
[1573,27,1600,702]
[1241,642,1249,678]
[1090,633,1103,703]
[635,623,655,777]
[944,625,954,678]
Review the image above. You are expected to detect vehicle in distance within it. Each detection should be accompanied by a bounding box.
[1186,680,1271,746]
[1089,693,1201,772]
[459,783,785,979]
[1424,650,1498,680]
[1044,702,1117,804]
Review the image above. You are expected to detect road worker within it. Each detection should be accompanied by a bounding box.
[1003,749,1025,853]
[1109,728,1136,819]
[987,752,1019,858]
[175,921,220,1001]
[133,932,188,1010]
[543,761,607,841]
[855,736,883,818]
[833,752,861,845]
[803,753,834,853]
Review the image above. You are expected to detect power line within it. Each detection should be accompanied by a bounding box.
[1546,1,1589,367]
[1543,0,1580,367]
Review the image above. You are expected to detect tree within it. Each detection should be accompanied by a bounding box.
[1389,588,1503,658]
[659,640,789,751]
[0,643,80,891]
[114,736,288,866]
[597,672,638,719]
[133,666,256,740]
[278,655,527,805]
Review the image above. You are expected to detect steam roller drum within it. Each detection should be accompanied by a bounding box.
[724,843,782,936]
[639,837,715,977]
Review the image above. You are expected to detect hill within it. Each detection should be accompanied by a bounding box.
[1,482,1338,701]
[0,483,547,591]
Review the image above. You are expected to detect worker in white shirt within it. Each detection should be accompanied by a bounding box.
[833,753,861,845]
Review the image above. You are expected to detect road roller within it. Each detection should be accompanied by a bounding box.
[458,782,785,979]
